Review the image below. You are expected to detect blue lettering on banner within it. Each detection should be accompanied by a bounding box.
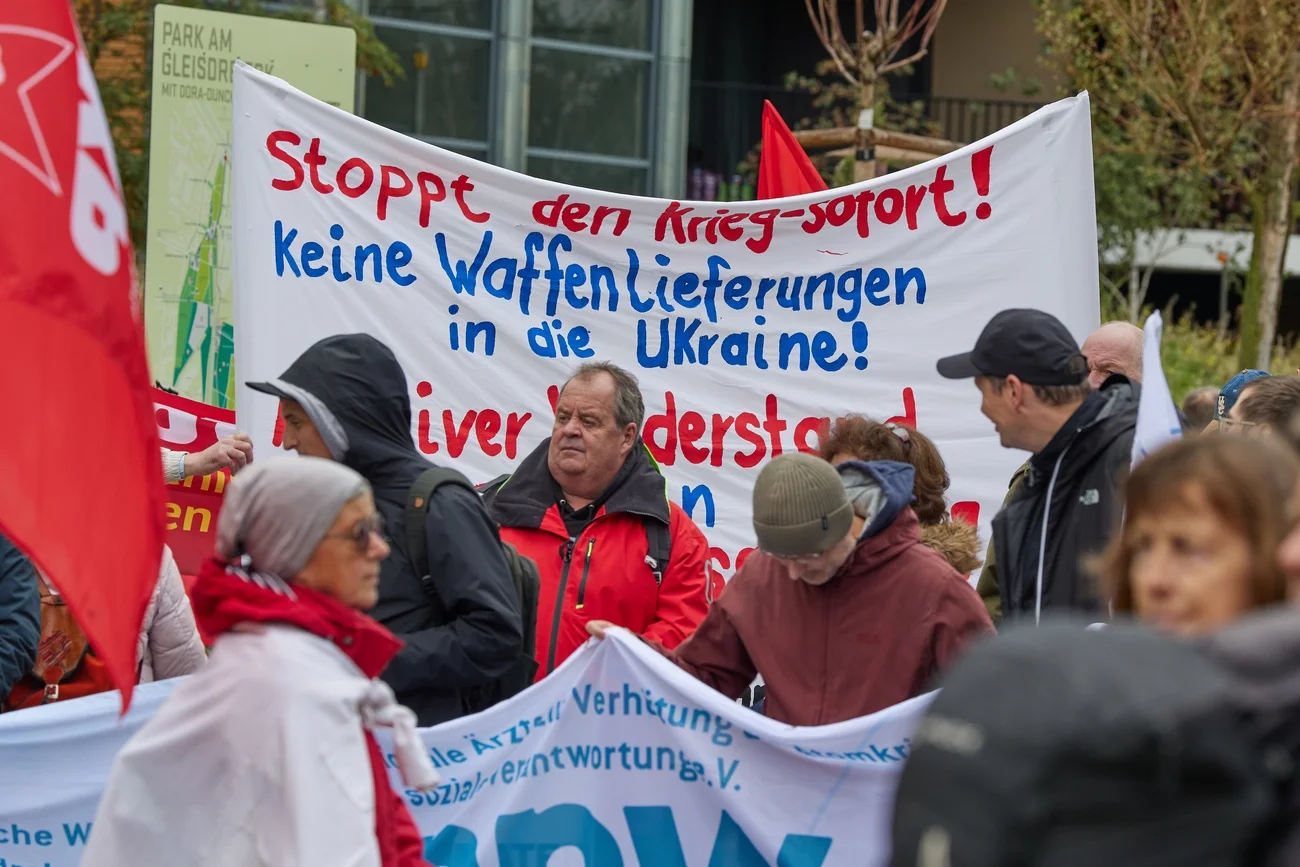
[272,220,929,372]
[423,806,832,867]
[681,484,716,528]
[793,739,911,763]
[0,824,58,848]
[569,683,735,747]
[273,220,414,285]
[431,231,926,325]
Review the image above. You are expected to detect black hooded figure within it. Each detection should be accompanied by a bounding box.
[248,333,522,726]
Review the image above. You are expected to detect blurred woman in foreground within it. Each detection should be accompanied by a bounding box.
[83,458,436,867]
[1100,435,1299,637]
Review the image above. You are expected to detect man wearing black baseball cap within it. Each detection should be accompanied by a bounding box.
[938,309,1138,623]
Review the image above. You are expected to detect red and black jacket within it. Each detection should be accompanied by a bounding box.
[487,439,710,679]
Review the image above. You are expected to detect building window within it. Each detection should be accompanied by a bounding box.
[531,0,652,50]
[363,1,496,158]
[525,0,656,195]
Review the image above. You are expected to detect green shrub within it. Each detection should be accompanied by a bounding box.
[1161,313,1300,402]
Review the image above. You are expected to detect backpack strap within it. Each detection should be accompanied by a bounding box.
[476,473,511,514]
[405,466,478,589]
[643,517,672,587]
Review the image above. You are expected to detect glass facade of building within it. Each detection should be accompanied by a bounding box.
[352,0,692,196]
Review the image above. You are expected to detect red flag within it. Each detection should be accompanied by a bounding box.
[757,99,828,199]
[0,3,163,709]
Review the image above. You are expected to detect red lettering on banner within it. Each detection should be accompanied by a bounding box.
[153,388,235,576]
[795,416,831,453]
[680,410,708,464]
[930,164,966,227]
[475,410,503,457]
[951,501,981,526]
[304,138,333,194]
[416,409,440,455]
[533,193,631,237]
[644,392,680,466]
[504,413,532,460]
[649,154,992,251]
[377,165,413,221]
[442,410,478,458]
[263,131,492,224]
[267,131,304,190]
[885,387,917,428]
[734,413,765,469]
[415,381,536,458]
[708,414,734,468]
[404,383,923,495]
[451,174,490,224]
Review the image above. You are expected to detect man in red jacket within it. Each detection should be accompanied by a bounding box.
[485,362,710,679]
[589,453,994,725]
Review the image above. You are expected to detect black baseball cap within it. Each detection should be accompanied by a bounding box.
[936,309,1088,386]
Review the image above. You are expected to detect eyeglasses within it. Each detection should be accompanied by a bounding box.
[324,513,386,553]
[1219,416,1258,431]
[765,550,829,566]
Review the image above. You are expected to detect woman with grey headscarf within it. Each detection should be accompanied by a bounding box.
[83,457,437,867]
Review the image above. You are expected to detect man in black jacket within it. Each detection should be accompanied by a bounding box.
[0,532,40,699]
[248,334,522,726]
[939,309,1138,623]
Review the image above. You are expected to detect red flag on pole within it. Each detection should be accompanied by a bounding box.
[757,99,829,199]
[0,2,163,709]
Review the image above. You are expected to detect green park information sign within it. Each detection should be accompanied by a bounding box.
[144,4,356,408]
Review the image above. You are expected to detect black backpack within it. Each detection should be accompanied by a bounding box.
[891,618,1277,867]
[405,467,540,714]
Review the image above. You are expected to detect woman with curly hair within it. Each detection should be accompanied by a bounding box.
[819,415,982,575]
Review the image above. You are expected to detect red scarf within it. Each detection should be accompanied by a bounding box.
[192,557,427,867]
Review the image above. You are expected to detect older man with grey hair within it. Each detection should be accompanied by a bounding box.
[1081,320,1144,390]
[484,361,711,679]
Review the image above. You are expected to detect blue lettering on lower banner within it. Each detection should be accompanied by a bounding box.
[423,804,831,866]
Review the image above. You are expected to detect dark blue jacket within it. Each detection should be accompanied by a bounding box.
[0,533,40,696]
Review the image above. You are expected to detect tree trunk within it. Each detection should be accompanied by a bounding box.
[1247,51,1300,369]
[1240,205,1266,368]
[855,71,878,183]
[1218,266,1231,342]
[1127,255,1141,322]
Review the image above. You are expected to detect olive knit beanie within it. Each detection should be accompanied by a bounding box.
[751,453,854,557]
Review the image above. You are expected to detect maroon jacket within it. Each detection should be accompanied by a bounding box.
[665,504,994,726]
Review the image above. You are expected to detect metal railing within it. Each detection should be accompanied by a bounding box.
[689,79,1044,145]
[896,93,1045,144]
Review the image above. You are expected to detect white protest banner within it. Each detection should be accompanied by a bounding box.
[230,63,1098,581]
[0,632,931,866]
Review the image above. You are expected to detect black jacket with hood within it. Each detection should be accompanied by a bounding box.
[991,375,1138,622]
[248,334,522,726]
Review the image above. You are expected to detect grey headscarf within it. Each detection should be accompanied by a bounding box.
[215,456,370,577]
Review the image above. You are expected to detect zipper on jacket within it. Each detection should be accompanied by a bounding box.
[1034,447,1069,624]
[575,539,596,610]
[546,538,577,675]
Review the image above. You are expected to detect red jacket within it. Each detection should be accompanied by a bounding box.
[662,461,993,725]
[489,440,710,678]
